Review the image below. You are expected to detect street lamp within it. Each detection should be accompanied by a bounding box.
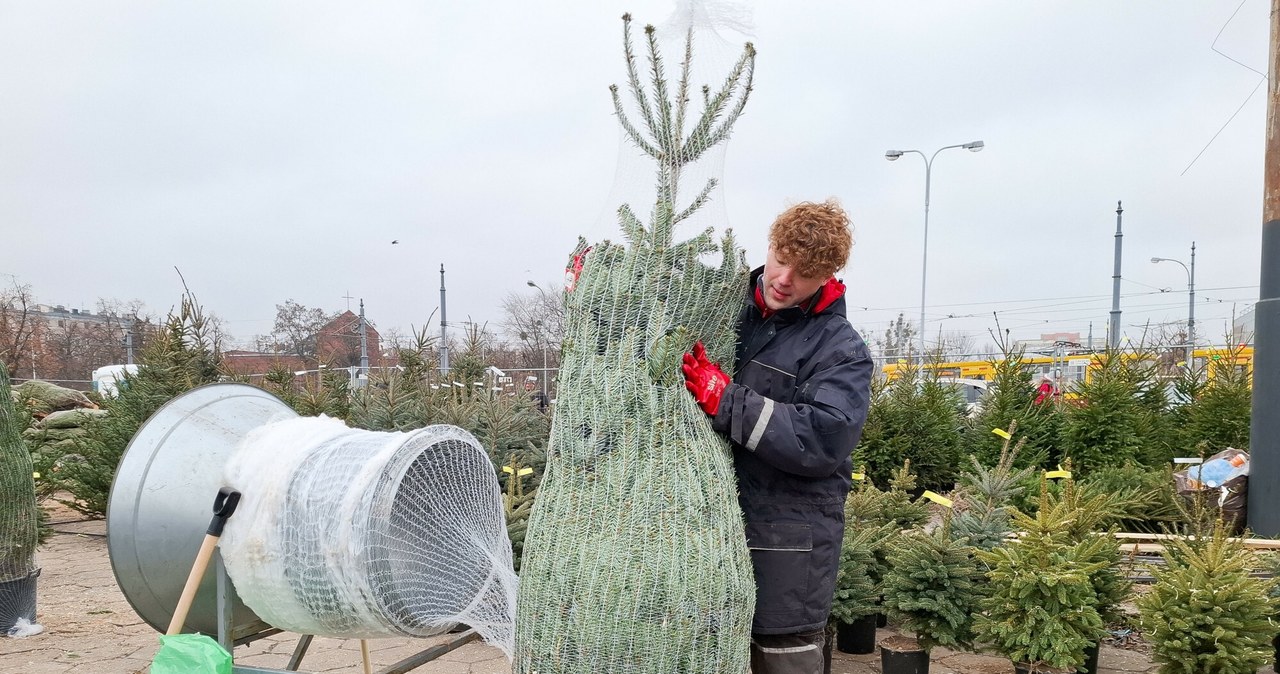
[1151,241,1196,366]
[885,140,984,360]
[526,281,551,400]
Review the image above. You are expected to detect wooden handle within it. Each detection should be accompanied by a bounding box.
[361,639,372,674]
[167,534,219,635]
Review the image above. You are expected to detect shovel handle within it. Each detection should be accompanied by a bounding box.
[166,488,243,635]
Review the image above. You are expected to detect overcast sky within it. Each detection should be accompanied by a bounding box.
[1,1,1270,354]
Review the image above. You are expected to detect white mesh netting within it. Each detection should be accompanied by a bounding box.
[219,416,517,656]
[514,7,757,673]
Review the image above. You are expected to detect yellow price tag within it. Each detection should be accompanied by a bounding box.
[852,472,865,481]
[992,428,1011,440]
[503,466,534,477]
[921,490,954,508]
[1045,469,1072,479]
[32,472,40,480]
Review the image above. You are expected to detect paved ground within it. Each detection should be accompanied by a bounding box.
[0,514,1193,674]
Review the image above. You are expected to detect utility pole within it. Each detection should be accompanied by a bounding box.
[1188,241,1196,366]
[1249,0,1280,537]
[439,264,450,375]
[358,299,368,389]
[1109,201,1124,350]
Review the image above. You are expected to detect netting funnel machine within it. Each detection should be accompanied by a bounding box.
[106,383,518,673]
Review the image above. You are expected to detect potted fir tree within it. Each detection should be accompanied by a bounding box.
[1044,474,1132,674]
[880,521,982,674]
[844,461,931,629]
[1137,521,1279,674]
[0,362,40,635]
[974,487,1108,673]
[950,423,1034,551]
[830,520,893,654]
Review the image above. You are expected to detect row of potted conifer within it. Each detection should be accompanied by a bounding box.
[832,429,1280,674]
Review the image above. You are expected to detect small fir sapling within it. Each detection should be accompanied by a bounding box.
[950,421,1034,550]
[974,481,1108,671]
[881,517,983,653]
[1136,521,1279,674]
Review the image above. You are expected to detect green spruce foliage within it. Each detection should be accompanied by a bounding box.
[0,362,39,585]
[1045,473,1132,625]
[1171,346,1251,455]
[1137,521,1279,674]
[830,521,894,623]
[1063,349,1173,471]
[882,521,983,652]
[854,363,964,491]
[975,483,1108,671]
[55,293,221,516]
[950,424,1034,551]
[962,350,1063,469]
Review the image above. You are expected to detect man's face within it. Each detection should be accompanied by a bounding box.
[762,246,828,311]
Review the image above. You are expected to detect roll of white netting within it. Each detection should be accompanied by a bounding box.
[219,416,517,657]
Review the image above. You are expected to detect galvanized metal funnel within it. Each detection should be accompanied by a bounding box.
[107,383,296,638]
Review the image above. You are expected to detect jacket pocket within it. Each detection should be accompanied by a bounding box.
[745,522,813,552]
[744,521,814,631]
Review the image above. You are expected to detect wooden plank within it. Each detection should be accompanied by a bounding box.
[1112,532,1280,549]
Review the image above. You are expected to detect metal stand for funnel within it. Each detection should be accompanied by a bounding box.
[210,552,480,674]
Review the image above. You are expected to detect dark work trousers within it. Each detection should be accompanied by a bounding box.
[750,629,827,674]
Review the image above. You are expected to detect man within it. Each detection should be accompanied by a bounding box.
[682,199,874,674]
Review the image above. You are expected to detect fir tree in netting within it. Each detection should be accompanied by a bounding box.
[514,14,756,673]
[0,362,39,599]
[1137,521,1279,674]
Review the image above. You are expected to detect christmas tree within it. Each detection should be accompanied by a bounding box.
[950,422,1034,551]
[881,520,983,652]
[974,484,1108,671]
[1137,521,1279,673]
[0,362,39,622]
[514,13,756,673]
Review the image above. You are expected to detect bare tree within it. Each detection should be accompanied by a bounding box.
[272,300,333,360]
[501,285,564,370]
[0,283,47,377]
[873,312,917,361]
[937,330,978,360]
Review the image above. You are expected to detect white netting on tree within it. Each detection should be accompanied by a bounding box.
[220,416,517,657]
[514,9,756,673]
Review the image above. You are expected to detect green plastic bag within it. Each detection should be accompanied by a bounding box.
[152,633,232,674]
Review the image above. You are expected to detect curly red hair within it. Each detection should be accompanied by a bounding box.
[768,199,853,278]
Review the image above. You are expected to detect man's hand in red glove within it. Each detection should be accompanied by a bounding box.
[682,341,729,416]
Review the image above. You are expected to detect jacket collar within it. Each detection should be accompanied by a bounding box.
[749,266,847,321]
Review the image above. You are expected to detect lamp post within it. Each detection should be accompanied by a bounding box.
[886,140,984,361]
[1151,241,1196,366]
[526,281,551,399]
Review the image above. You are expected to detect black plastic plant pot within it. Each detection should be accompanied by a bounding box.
[877,611,888,627]
[0,568,39,634]
[880,643,929,674]
[836,614,878,654]
[1272,632,1278,673]
[1080,640,1100,674]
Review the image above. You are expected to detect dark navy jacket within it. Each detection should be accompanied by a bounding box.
[711,267,874,634]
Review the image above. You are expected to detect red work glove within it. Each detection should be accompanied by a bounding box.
[682,341,729,416]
